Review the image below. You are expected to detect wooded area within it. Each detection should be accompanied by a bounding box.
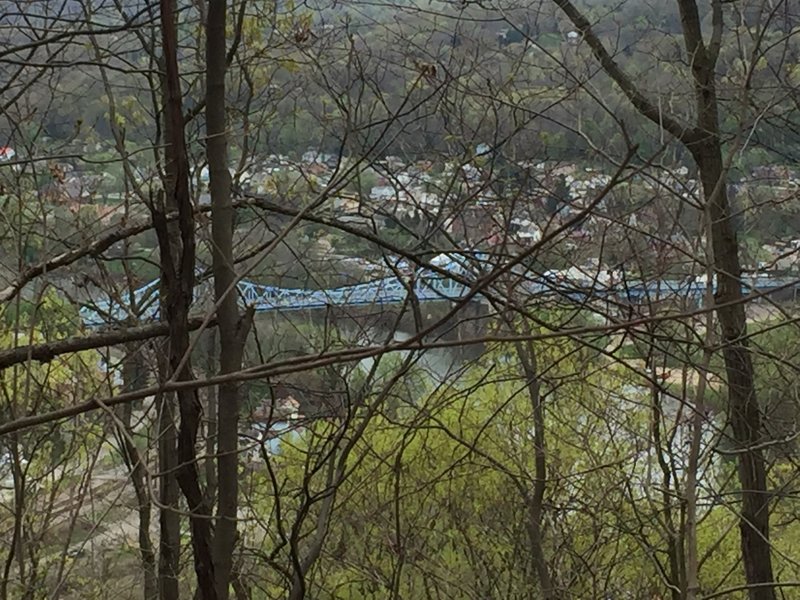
[2,0,800,597]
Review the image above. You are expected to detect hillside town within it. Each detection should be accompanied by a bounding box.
[10,142,800,283]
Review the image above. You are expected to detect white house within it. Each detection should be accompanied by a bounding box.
[0,146,16,161]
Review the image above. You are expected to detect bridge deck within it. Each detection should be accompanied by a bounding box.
[78,262,799,327]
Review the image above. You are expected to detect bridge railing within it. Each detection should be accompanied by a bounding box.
[78,266,799,328]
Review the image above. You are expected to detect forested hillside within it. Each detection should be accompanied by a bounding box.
[2,0,800,598]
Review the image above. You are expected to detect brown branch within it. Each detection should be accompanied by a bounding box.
[0,217,155,303]
[708,0,724,64]
[553,0,698,143]
[702,582,800,600]
[0,317,215,370]
[0,15,158,60]
[0,292,768,440]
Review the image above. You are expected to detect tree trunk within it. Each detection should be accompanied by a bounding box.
[158,0,217,597]
[692,141,775,600]
[687,38,773,596]
[549,0,777,593]
[119,347,158,600]
[685,305,714,600]
[204,330,218,508]
[515,338,556,599]
[157,386,181,600]
[206,1,247,599]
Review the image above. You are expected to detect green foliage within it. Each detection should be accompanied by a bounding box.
[2,290,80,338]
[0,293,108,598]
[241,331,686,597]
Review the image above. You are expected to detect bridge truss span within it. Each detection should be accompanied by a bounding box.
[77,255,800,328]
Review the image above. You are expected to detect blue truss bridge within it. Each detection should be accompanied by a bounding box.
[79,254,800,327]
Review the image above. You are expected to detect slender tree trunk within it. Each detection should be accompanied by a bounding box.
[157,384,181,600]
[1,434,25,600]
[156,4,184,599]
[549,0,776,593]
[692,141,774,599]
[119,348,158,600]
[685,320,713,600]
[288,460,340,600]
[158,0,217,597]
[206,1,247,598]
[686,34,773,595]
[515,339,556,599]
[649,355,684,600]
[204,329,218,507]
[668,5,775,593]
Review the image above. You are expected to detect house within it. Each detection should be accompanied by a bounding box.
[370,185,396,201]
[415,191,441,208]
[332,193,360,214]
[251,395,303,423]
[383,156,405,171]
[461,163,481,182]
[305,162,329,177]
[510,218,542,242]
[0,146,15,162]
[752,165,796,182]
[301,150,339,167]
[246,396,305,458]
